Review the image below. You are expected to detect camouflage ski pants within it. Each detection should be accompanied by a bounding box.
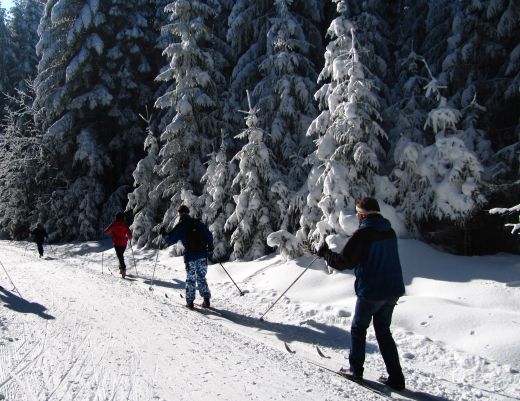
[185,258,211,303]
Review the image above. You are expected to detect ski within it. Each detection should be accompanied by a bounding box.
[306,360,394,399]
[316,346,330,359]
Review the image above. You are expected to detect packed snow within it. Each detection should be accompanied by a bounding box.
[0,238,519,401]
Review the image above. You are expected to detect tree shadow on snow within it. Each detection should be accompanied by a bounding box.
[47,239,113,260]
[207,307,377,354]
[146,278,185,290]
[0,286,55,320]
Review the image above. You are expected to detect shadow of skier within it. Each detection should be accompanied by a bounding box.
[0,286,55,320]
[204,307,376,352]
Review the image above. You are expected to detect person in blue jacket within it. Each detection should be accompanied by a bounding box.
[317,197,406,391]
[163,205,214,309]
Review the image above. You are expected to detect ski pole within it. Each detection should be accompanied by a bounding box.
[130,243,138,275]
[218,262,246,296]
[149,247,160,291]
[259,255,319,321]
[0,257,22,298]
[101,251,104,275]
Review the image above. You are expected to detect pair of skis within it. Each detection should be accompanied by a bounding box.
[283,342,396,399]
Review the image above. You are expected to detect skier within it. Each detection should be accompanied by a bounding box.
[31,223,47,258]
[104,212,132,278]
[162,205,213,309]
[315,197,406,391]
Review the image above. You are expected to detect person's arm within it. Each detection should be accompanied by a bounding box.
[322,230,367,271]
[126,225,132,240]
[163,224,182,246]
[103,224,113,234]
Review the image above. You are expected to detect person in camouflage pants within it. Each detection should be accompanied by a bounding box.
[163,205,214,308]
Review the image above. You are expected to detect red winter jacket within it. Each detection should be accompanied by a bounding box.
[104,220,132,246]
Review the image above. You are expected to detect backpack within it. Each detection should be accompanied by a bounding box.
[185,218,208,252]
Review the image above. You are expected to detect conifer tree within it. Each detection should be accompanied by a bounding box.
[251,0,319,232]
[33,0,165,240]
[199,135,235,261]
[0,83,43,239]
[0,9,17,116]
[393,72,485,228]
[155,0,227,232]
[299,3,390,245]
[7,0,43,91]
[225,93,276,260]
[127,118,162,248]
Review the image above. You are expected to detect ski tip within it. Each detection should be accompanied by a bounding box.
[316,346,331,359]
[165,293,169,298]
[284,342,296,354]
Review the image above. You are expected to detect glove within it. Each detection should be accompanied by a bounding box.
[316,241,329,258]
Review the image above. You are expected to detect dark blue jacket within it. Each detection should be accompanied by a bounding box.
[163,215,213,263]
[323,214,405,299]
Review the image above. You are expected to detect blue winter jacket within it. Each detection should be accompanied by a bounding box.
[163,215,214,264]
[323,214,405,299]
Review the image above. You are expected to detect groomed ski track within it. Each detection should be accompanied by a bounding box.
[0,241,516,401]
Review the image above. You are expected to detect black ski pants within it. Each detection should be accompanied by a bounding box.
[114,245,127,271]
[36,241,44,257]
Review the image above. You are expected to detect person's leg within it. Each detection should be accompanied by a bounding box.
[36,242,44,257]
[185,261,197,305]
[373,297,404,386]
[194,259,210,298]
[115,246,126,275]
[349,297,380,377]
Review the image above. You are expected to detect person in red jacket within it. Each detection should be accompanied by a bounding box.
[104,212,132,278]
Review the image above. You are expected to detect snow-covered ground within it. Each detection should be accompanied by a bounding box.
[0,239,519,400]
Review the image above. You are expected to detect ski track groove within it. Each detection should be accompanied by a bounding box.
[42,330,92,401]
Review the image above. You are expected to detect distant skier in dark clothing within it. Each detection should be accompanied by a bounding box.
[31,223,47,258]
[162,205,214,309]
[104,212,132,278]
[316,197,406,391]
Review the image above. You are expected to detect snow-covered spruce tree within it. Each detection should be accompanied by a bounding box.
[224,94,277,261]
[226,0,271,128]
[199,134,235,261]
[0,8,17,117]
[298,6,391,246]
[393,0,429,57]
[0,84,43,239]
[341,0,396,106]
[127,117,163,248]
[252,0,319,233]
[7,0,43,92]
[421,0,454,76]
[438,1,498,163]
[33,0,164,241]
[155,0,227,232]
[486,0,520,183]
[99,0,168,227]
[393,74,486,228]
[33,0,109,241]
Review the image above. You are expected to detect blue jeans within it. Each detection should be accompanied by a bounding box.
[185,258,211,303]
[349,296,404,382]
